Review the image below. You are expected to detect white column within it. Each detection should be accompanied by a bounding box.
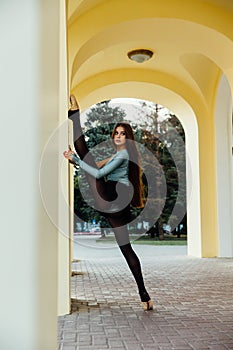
[0,0,62,349]
[152,88,202,257]
[215,75,233,257]
[58,0,71,316]
[177,109,202,257]
[184,115,202,257]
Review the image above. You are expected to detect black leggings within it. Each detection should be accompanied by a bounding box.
[69,109,150,302]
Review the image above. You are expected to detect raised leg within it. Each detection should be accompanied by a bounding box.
[68,109,111,210]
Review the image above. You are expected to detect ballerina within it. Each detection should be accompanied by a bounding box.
[63,95,153,310]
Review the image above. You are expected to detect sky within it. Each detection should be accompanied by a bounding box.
[80,98,173,126]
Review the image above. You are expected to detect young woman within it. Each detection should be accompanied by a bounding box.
[63,95,153,311]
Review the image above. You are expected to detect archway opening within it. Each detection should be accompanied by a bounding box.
[72,97,190,253]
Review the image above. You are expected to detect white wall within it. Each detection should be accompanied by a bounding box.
[215,75,233,257]
[58,0,71,316]
[0,0,64,348]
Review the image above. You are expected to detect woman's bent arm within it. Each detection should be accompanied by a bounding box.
[96,157,112,169]
[70,151,128,179]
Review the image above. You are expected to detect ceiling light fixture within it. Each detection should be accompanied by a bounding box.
[127,49,154,63]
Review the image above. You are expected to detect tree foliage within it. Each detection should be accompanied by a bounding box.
[135,102,186,238]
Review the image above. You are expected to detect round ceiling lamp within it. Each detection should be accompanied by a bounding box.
[127,49,154,63]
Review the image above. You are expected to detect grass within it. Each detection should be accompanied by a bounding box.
[132,239,187,246]
[96,234,187,246]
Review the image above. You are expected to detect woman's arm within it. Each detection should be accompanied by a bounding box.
[64,150,128,179]
[96,157,112,169]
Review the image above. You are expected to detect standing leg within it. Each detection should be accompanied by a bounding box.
[120,243,150,300]
[107,213,153,310]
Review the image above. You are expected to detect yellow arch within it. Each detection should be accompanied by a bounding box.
[67,0,233,257]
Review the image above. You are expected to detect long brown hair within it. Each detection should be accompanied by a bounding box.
[111,123,144,208]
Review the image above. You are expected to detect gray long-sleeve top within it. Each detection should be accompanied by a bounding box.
[70,149,129,186]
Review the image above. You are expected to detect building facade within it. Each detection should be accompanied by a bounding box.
[1,0,233,349]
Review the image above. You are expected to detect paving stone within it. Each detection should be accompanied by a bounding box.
[58,239,233,350]
[61,344,77,350]
[124,342,143,350]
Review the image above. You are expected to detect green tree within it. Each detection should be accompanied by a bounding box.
[135,102,186,239]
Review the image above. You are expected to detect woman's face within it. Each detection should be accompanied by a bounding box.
[113,126,126,149]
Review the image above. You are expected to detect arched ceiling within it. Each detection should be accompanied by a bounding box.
[67,0,233,113]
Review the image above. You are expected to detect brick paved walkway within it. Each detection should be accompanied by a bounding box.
[58,237,233,350]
